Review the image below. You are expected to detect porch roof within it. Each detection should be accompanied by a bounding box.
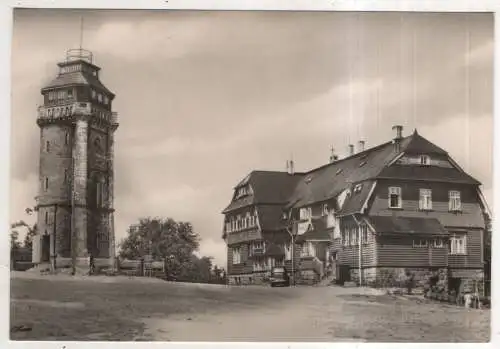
[368,216,448,236]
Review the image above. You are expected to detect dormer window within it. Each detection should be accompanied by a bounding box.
[354,184,363,193]
[98,93,103,103]
[322,204,329,216]
[420,155,431,165]
[104,96,109,105]
[91,90,97,99]
[335,169,343,176]
[67,89,73,98]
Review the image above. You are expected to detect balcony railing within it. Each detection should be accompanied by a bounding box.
[37,102,118,125]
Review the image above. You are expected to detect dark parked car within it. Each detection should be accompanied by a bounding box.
[270,266,290,287]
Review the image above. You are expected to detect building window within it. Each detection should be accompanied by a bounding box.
[449,191,461,211]
[412,239,428,248]
[104,96,109,105]
[98,93,103,103]
[434,238,444,248]
[91,90,97,99]
[350,228,358,245]
[250,241,265,255]
[343,230,350,246]
[420,155,431,165]
[64,169,68,183]
[361,225,368,244]
[419,189,432,210]
[65,132,69,145]
[232,247,242,264]
[253,259,265,272]
[449,233,467,255]
[388,187,402,208]
[46,141,50,152]
[44,177,49,190]
[67,89,73,98]
[322,204,329,216]
[45,212,48,224]
[299,207,312,220]
[301,241,315,257]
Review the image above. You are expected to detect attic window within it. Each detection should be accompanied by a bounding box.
[420,155,431,166]
[305,176,312,183]
[354,184,363,193]
[359,161,367,167]
[335,169,343,176]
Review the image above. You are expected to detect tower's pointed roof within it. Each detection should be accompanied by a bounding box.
[41,55,115,98]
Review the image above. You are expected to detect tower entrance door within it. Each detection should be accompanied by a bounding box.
[41,235,50,262]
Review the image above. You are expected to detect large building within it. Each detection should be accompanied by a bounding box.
[222,126,488,292]
[32,48,118,272]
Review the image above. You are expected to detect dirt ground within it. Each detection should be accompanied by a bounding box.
[10,272,490,342]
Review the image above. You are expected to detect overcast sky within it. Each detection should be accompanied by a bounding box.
[10,10,493,266]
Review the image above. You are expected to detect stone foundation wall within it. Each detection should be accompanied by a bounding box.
[228,272,269,285]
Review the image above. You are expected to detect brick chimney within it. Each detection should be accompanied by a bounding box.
[288,159,295,175]
[358,140,365,153]
[329,147,339,163]
[348,144,354,156]
[392,125,403,152]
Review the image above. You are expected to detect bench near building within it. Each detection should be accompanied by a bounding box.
[221,126,488,293]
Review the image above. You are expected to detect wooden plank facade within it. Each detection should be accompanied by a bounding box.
[222,127,488,287]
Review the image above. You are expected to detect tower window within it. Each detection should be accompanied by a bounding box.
[64,169,68,183]
[44,177,49,190]
[46,141,50,152]
[65,132,69,145]
[45,212,48,224]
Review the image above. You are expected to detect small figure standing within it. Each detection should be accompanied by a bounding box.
[88,253,95,275]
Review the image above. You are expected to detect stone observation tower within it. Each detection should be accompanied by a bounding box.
[32,48,118,272]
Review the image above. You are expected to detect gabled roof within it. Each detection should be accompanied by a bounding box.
[287,130,481,209]
[336,180,375,217]
[222,171,303,213]
[287,138,411,208]
[257,205,288,231]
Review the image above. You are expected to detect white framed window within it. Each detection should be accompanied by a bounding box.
[388,187,402,208]
[91,90,97,99]
[413,239,428,248]
[434,238,444,248]
[64,169,68,183]
[419,189,433,210]
[449,191,461,211]
[104,96,109,105]
[299,207,312,220]
[449,233,467,255]
[232,247,242,264]
[253,259,265,272]
[48,91,55,101]
[225,222,231,232]
[344,230,350,246]
[284,243,292,260]
[251,241,265,255]
[301,241,315,257]
[350,228,358,245]
[67,89,73,98]
[420,155,431,165]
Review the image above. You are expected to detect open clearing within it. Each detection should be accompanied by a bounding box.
[10,273,490,342]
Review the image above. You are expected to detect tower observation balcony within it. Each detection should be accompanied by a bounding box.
[65,48,94,64]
